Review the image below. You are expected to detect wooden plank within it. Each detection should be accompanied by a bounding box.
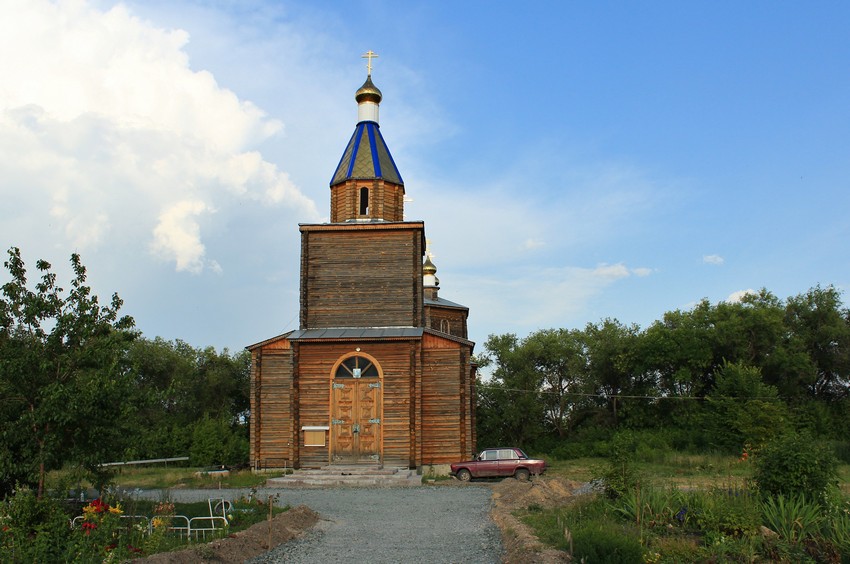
[299,224,424,329]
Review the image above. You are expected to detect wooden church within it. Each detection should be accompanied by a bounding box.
[248,59,477,470]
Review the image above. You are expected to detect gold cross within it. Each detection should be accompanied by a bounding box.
[362,50,379,75]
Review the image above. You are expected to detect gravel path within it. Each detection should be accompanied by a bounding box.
[139,486,502,563]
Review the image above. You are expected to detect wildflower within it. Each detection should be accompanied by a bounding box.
[81,522,97,535]
[83,498,111,517]
[154,501,175,515]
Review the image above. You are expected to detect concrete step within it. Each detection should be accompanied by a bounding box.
[266,466,421,488]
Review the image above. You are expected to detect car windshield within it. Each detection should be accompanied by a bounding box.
[477,448,530,460]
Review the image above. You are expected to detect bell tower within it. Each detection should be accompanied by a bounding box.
[329,52,405,223]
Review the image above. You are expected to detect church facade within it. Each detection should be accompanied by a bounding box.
[247,67,476,470]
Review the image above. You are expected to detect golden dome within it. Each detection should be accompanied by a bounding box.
[355,76,382,105]
[423,256,437,275]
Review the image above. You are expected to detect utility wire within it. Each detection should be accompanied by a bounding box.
[475,382,787,402]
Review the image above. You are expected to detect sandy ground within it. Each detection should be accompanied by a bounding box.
[133,476,580,563]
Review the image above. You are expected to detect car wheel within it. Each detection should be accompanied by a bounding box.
[515,468,530,482]
[457,469,472,482]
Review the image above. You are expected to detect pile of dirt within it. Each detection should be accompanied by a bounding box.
[133,505,319,563]
[488,476,584,563]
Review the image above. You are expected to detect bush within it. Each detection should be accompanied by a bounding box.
[752,433,838,503]
[0,487,73,562]
[190,415,248,466]
[832,440,850,464]
[599,431,642,499]
[704,362,788,452]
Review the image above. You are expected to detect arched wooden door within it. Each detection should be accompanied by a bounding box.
[331,355,382,464]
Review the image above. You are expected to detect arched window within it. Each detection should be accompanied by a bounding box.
[359,187,369,216]
[440,319,450,333]
[335,355,379,379]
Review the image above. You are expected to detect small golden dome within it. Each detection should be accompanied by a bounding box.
[355,76,382,105]
[423,256,437,275]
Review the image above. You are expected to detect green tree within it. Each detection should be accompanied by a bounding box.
[583,319,642,427]
[0,248,135,497]
[522,328,589,437]
[124,338,250,461]
[477,334,545,447]
[190,414,249,466]
[704,362,788,452]
[783,285,850,400]
[642,302,715,399]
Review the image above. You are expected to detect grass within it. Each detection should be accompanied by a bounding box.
[838,464,850,495]
[62,466,286,490]
[523,450,850,563]
[547,452,771,490]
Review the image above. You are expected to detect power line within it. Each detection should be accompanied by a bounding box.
[475,382,786,402]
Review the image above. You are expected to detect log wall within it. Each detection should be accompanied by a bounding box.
[293,340,418,468]
[420,346,472,464]
[300,223,424,329]
[424,306,469,339]
[250,347,294,469]
[331,179,405,222]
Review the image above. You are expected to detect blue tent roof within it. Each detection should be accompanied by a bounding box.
[330,121,404,186]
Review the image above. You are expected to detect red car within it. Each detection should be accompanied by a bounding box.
[450,447,546,482]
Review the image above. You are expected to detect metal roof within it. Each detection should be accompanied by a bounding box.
[247,327,474,349]
[424,296,469,310]
[330,121,404,186]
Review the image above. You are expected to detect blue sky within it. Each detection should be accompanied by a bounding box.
[2,1,849,353]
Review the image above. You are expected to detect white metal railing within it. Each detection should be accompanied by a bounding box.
[99,456,190,467]
[70,498,231,541]
[188,516,229,540]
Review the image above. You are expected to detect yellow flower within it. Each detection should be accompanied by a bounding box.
[108,503,123,515]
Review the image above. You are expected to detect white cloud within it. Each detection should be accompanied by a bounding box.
[151,199,208,273]
[592,263,631,280]
[520,238,545,251]
[0,0,318,273]
[453,262,648,337]
[727,289,757,303]
[703,254,725,265]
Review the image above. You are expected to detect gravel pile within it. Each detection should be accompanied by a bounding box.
[139,486,503,563]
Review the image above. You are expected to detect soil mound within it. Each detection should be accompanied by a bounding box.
[133,505,319,563]
[488,476,584,563]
